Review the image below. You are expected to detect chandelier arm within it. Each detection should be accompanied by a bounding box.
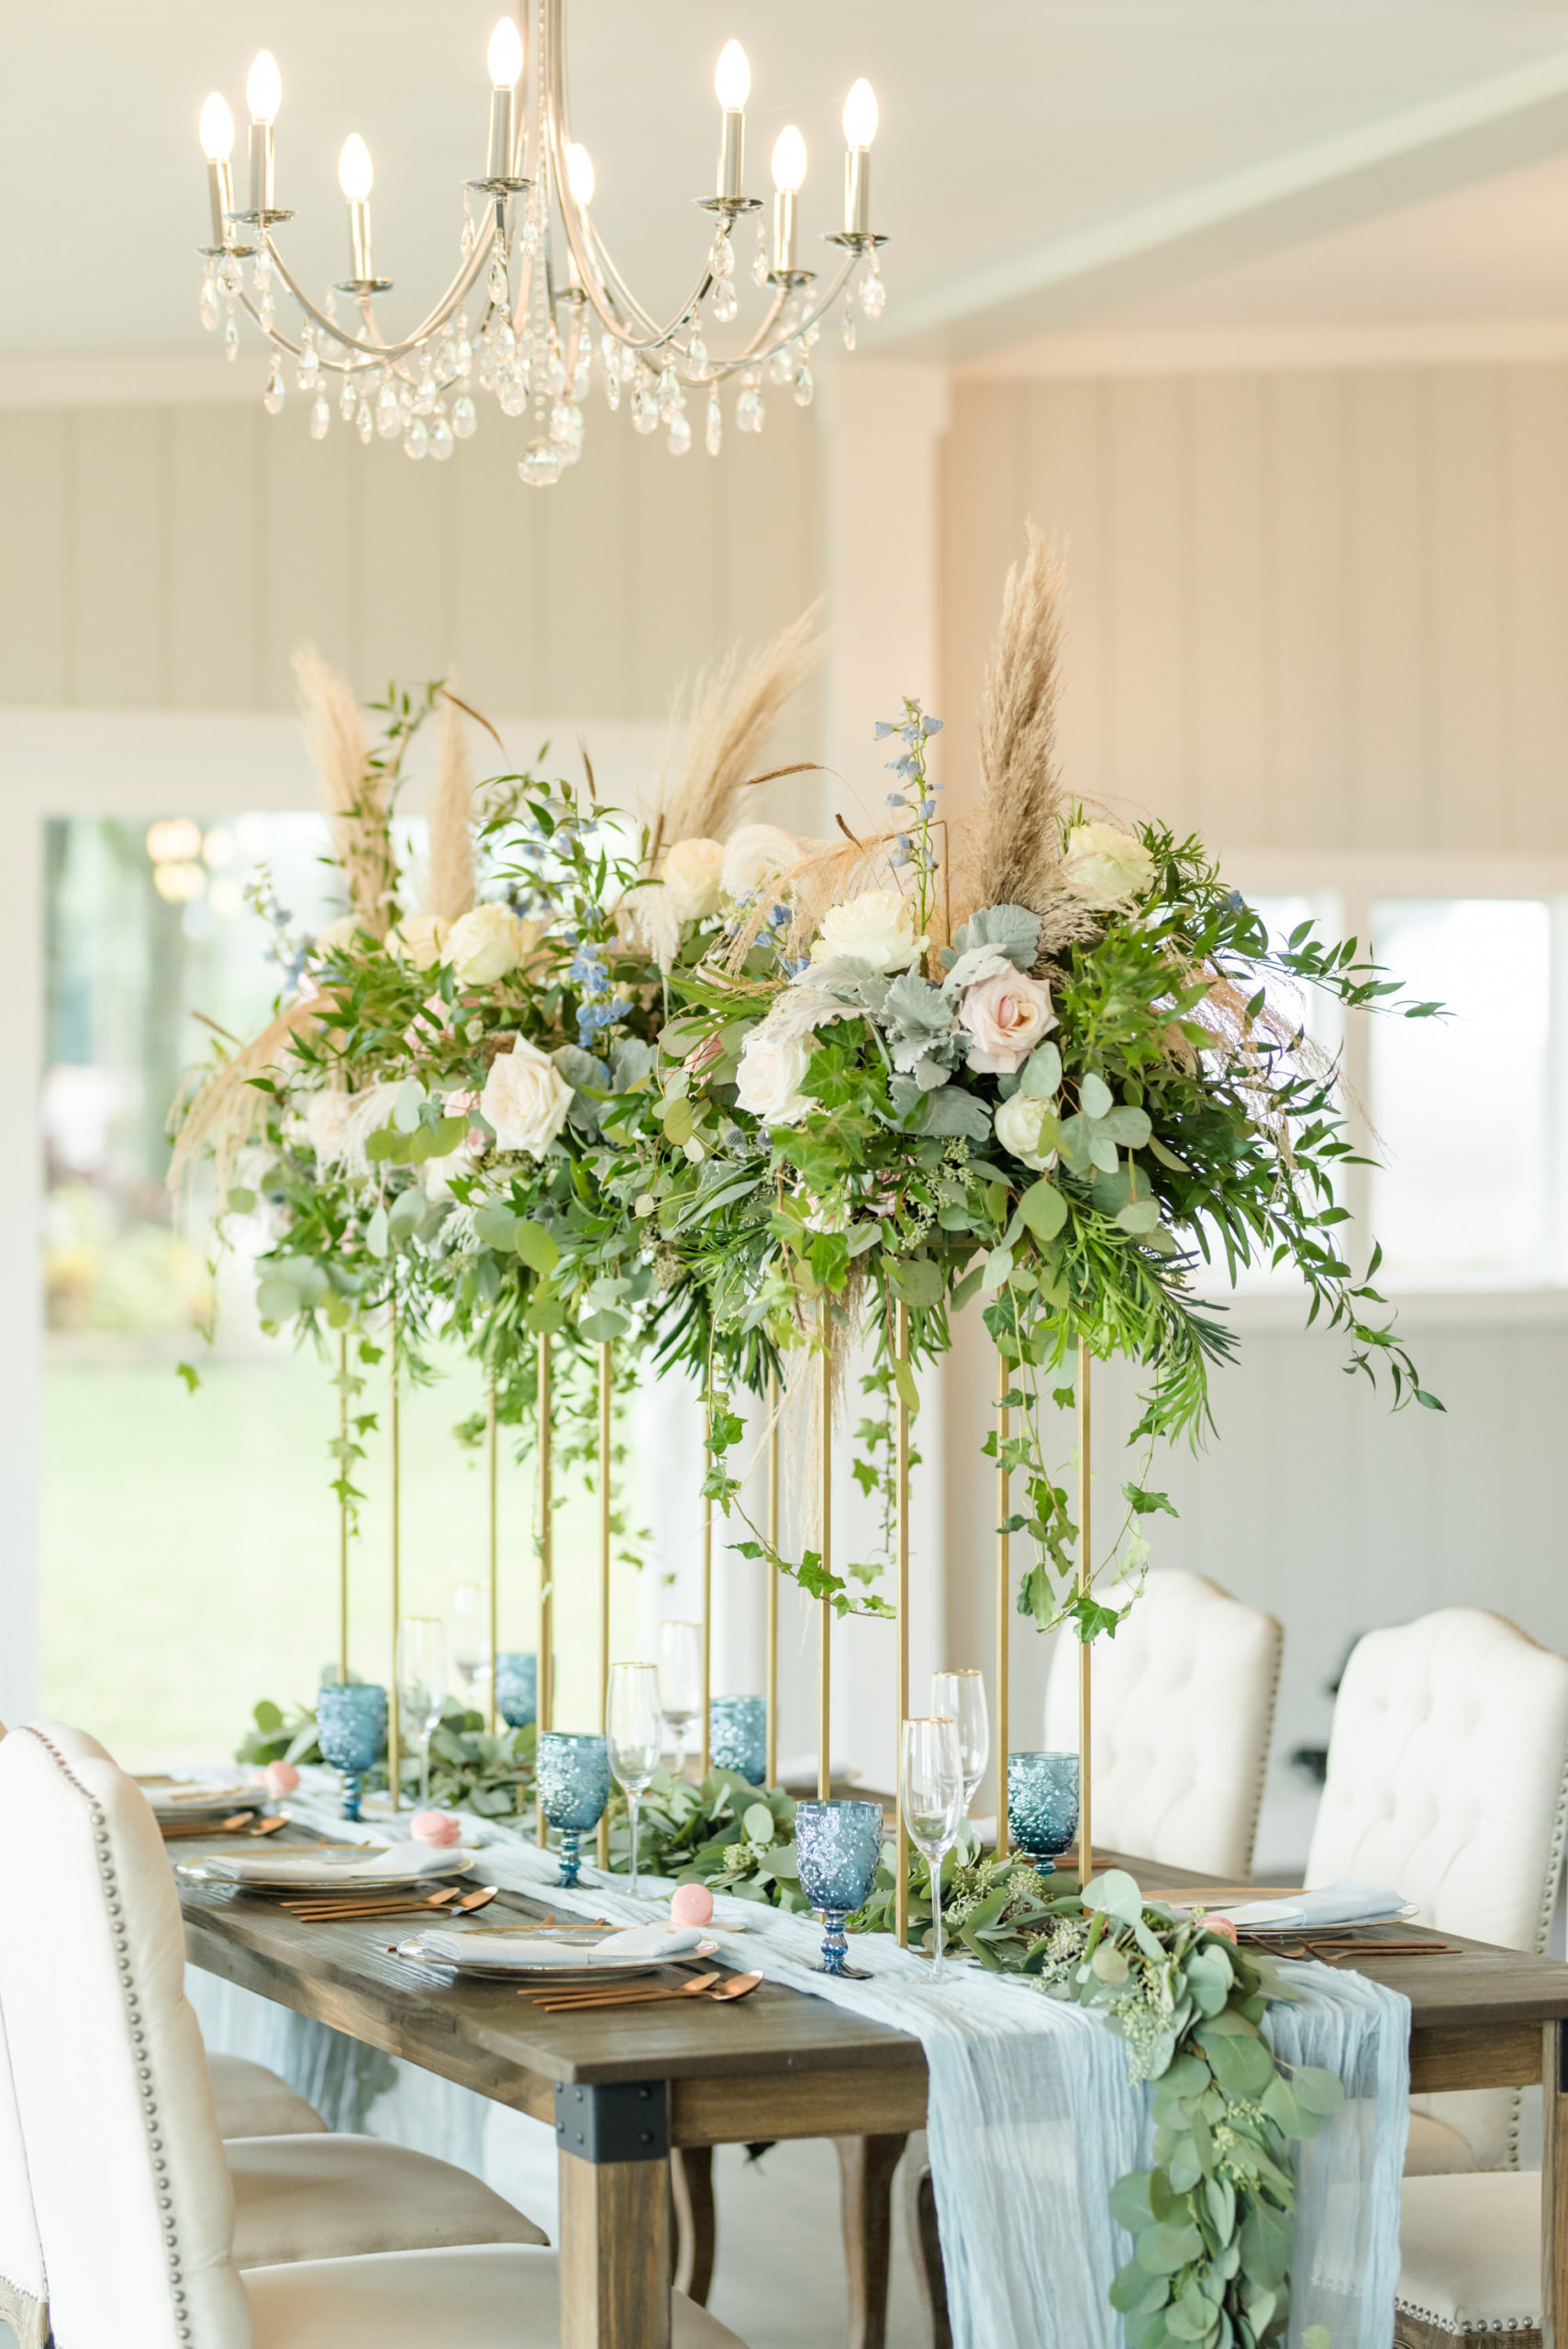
[704,254,862,375]
[261,225,497,364]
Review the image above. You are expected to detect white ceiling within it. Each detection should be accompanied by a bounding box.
[4,2,1568,361]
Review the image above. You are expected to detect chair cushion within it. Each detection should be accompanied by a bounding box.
[246,2243,747,2347]
[1397,2172,1540,2332]
[1043,1569,1281,1879]
[210,2057,327,2142]
[0,2001,45,2305]
[1403,2112,1481,2177]
[228,2136,548,2267]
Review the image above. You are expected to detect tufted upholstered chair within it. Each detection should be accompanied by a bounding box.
[1392,2171,1541,2345]
[1042,1568,1283,1880]
[1307,1609,1568,2176]
[0,1719,747,2349]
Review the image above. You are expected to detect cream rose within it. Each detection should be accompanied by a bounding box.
[1061,821,1156,910]
[722,823,798,901]
[314,913,363,955]
[960,970,1057,1075]
[808,888,923,974]
[388,913,448,971]
[480,1038,573,1158]
[661,837,726,926]
[734,1030,816,1127]
[995,1091,1059,1173]
[447,902,526,985]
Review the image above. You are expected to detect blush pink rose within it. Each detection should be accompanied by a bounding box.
[960,970,1057,1074]
[683,1032,725,1079]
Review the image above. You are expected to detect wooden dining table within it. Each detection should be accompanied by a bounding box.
[177,1841,1568,2349]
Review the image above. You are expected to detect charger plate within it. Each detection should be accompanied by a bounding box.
[395,1928,718,1983]
[176,1851,474,1893]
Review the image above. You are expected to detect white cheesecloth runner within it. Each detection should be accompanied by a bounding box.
[187,1771,1409,2348]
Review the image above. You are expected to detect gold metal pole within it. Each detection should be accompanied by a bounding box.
[485,1370,498,1735]
[388,1286,401,1813]
[1077,1339,1093,1888]
[597,1340,612,1868]
[700,1438,713,1780]
[818,1297,832,1802]
[895,1305,911,1948]
[536,1330,553,1847]
[765,1375,781,1788]
[995,1349,1010,1859]
[337,1330,350,1687]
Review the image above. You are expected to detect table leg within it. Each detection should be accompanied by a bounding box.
[1545,2021,1568,2349]
[903,2156,952,2349]
[834,2132,909,2349]
[671,2144,717,2305]
[556,2080,673,2349]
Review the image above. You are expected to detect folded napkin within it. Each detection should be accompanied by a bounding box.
[147,1782,258,1812]
[416,1922,706,1970]
[1204,1883,1407,1932]
[200,1840,456,1886]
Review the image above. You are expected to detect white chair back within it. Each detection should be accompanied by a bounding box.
[1308,1609,1568,2167]
[0,1713,46,2321]
[1042,1568,1281,1879]
[0,1722,253,2348]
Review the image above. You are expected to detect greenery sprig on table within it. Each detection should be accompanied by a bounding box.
[237,1697,537,1818]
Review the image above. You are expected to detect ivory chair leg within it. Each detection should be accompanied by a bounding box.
[833,2132,908,2349]
[901,2154,952,2349]
[670,2145,717,2306]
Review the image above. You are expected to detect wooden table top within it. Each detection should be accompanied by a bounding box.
[176,1840,1568,2129]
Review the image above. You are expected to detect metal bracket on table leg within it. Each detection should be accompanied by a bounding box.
[555,2077,670,2164]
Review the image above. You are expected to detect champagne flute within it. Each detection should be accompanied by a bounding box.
[930,1669,990,1822]
[449,1582,492,1711]
[658,1621,703,1770]
[606,1662,664,1893]
[395,1617,449,1807]
[901,1716,964,1975]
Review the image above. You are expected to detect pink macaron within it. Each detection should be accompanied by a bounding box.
[671,1882,714,1928]
[264,1761,300,1798]
[411,1809,463,1848]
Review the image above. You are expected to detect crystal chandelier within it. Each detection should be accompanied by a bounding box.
[195,0,888,484]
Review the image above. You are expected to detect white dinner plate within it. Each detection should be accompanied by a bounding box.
[395,1930,719,1983]
[147,1784,265,1818]
[176,1850,474,1892]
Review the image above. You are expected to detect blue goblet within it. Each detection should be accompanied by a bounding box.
[317,1683,386,1821]
[708,1696,767,1786]
[495,1652,539,1730]
[537,1731,612,1888]
[795,1799,884,1978]
[1007,1751,1080,1876]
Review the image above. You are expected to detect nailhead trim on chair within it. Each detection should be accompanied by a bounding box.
[21,1727,192,2347]
[1240,1614,1284,1879]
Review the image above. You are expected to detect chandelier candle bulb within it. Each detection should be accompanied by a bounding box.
[198,94,235,245]
[338,135,374,282]
[714,39,750,204]
[771,126,806,273]
[841,76,877,235]
[245,50,281,216]
[485,17,523,183]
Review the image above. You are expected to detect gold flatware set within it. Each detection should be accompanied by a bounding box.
[518,1968,763,2014]
[284,1884,498,1922]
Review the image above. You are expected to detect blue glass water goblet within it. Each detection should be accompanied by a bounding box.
[795,1799,884,1978]
[708,1696,767,1786]
[537,1731,612,1887]
[316,1683,387,1821]
[495,1652,538,1730]
[1007,1751,1081,1876]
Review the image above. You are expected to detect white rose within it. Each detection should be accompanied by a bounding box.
[808,888,924,974]
[314,913,363,956]
[734,1030,817,1127]
[995,1091,1059,1173]
[480,1038,573,1158]
[960,970,1057,1075]
[1061,821,1156,910]
[388,913,448,971]
[305,1088,354,1164]
[661,837,726,926]
[722,823,798,901]
[446,902,526,985]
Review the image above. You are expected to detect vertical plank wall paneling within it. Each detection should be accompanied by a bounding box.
[941,364,1568,853]
[0,397,825,728]
[940,364,1568,1849]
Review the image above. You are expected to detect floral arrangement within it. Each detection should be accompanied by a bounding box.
[606,1766,806,1906]
[238,1694,537,1817]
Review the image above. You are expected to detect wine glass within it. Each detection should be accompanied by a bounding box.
[537,1732,612,1887]
[930,1669,989,1821]
[606,1663,664,1893]
[794,1800,884,1977]
[395,1617,449,1807]
[658,1622,703,1769]
[449,1583,492,1713]
[901,1717,965,1975]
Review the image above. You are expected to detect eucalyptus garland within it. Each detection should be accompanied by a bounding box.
[237,1697,536,1818]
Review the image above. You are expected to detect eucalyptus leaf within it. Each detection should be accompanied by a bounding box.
[1018,1041,1062,1098]
[364,1204,390,1260]
[513,1219,560,1275]
[1080,1071,1114,1119]
[1018,1177,1068,1242]
[473,1204,519,1252]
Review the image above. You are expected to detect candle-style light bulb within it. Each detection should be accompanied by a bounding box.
[246,50,282,125]
[841,78,878,236]
[484,17,523,180]
[771,126,806,276]
[566,142,595,206]
[199,93,236,246]
[487,17,523,89]
[339,135,375,281]
[245,51,283,216]
[713,39,750,203]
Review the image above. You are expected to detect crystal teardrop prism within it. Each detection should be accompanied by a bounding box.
[339,376,357,420]
[263,361,285,416]
[860,262,886,319]
[631,387,658,436]
[668,410,693,457]
[430,410,455,462]
[712,278,738,325]
[841,293,857,351]
[404,417,429,461]
[357,399,373,444]
[198,276,219,332]
[309,392,331,440]
[793,362,814,408]
[223,313,239,362]
[709,231,734,280]
[488,257,509,307]
[452,394,478,440]
[736,383,763,434]
[518,439,562,487]
[706,393,723,455]
[375,383,401,439]
[217,253,243,300]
